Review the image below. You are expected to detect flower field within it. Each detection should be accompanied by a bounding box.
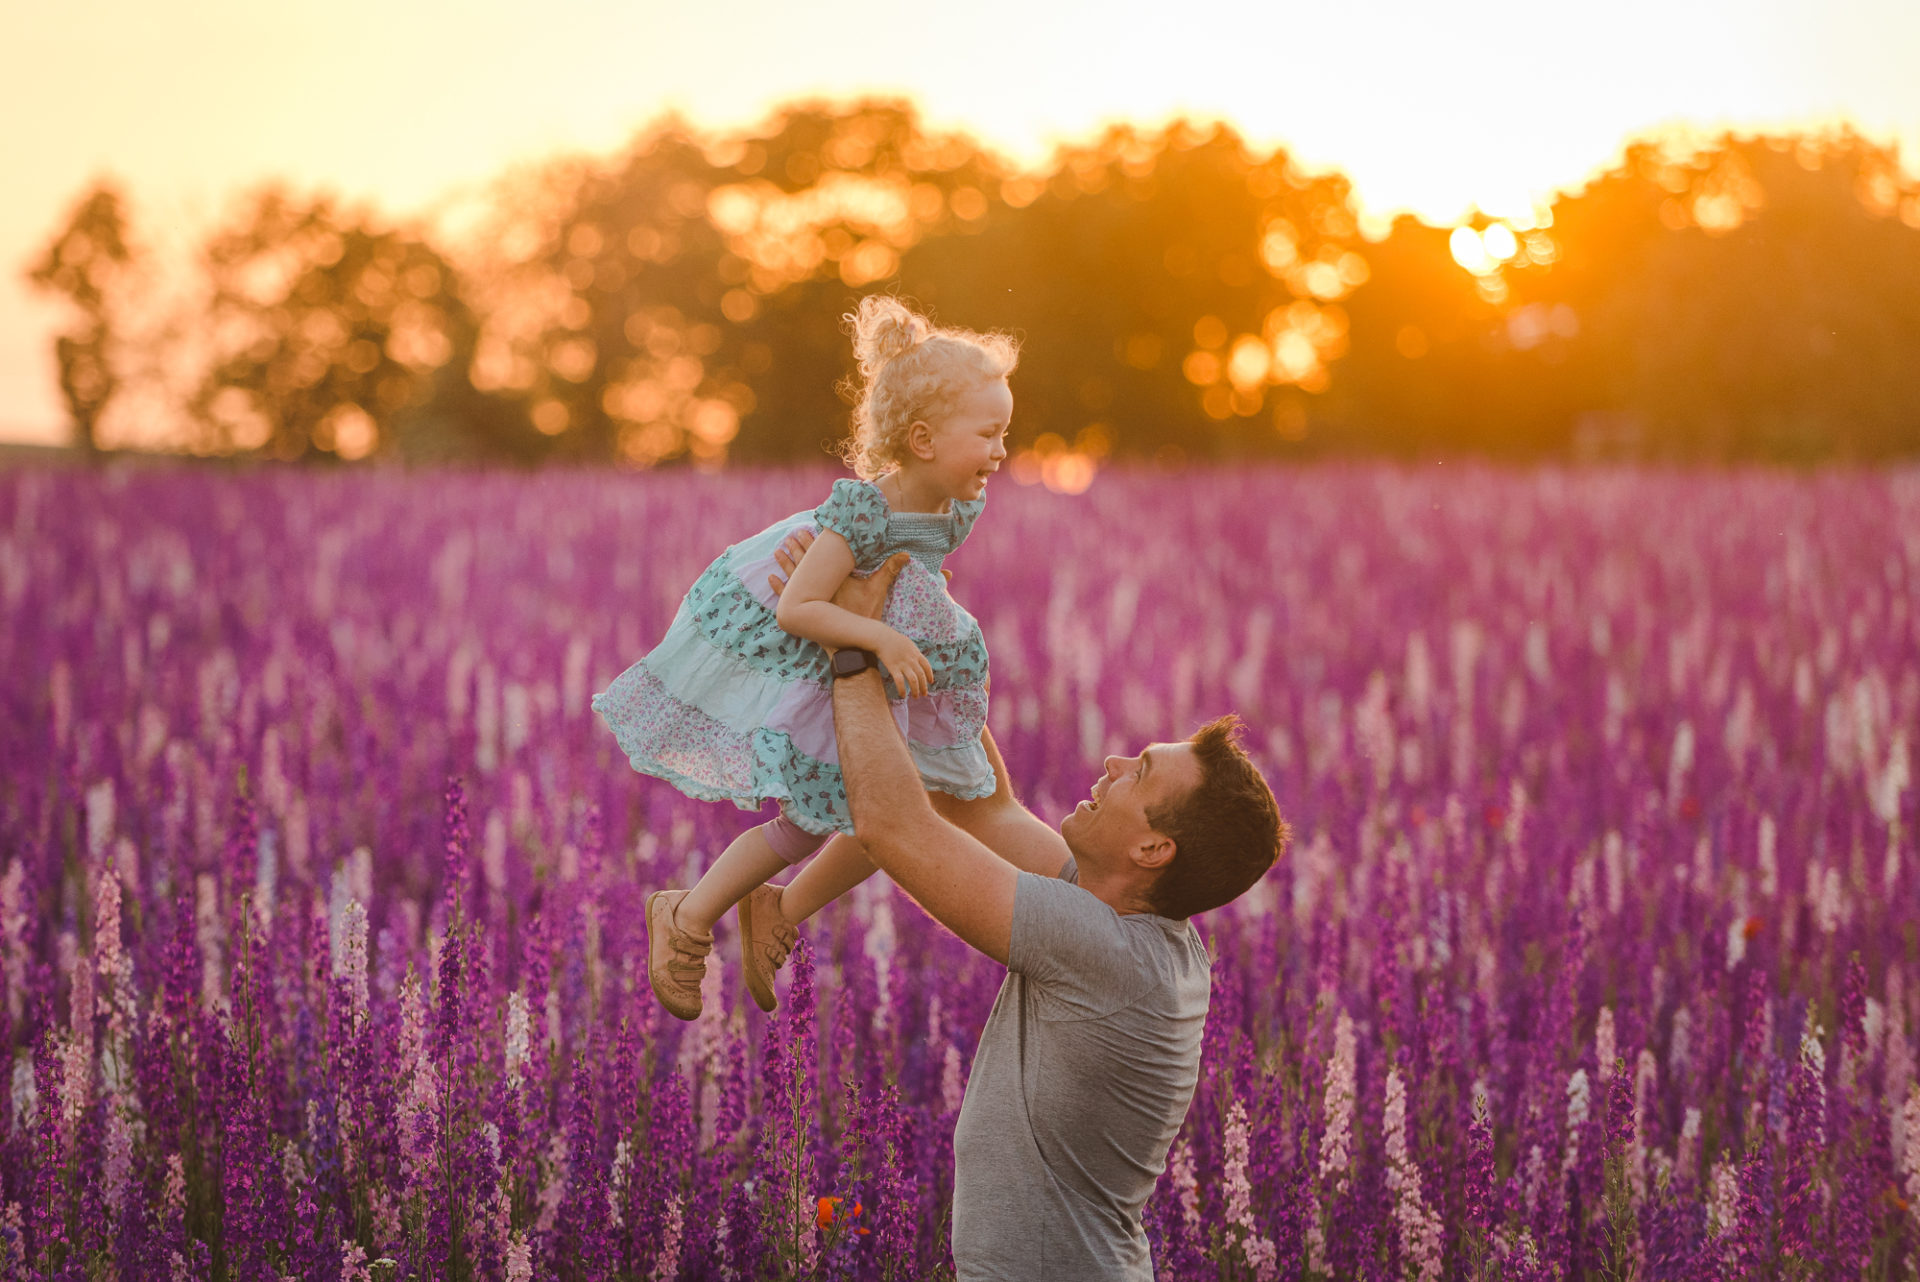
[3,462,1919,1280]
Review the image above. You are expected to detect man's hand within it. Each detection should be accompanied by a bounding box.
[767,528,818,597]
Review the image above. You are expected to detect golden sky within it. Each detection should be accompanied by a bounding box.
[4,0,1917,444]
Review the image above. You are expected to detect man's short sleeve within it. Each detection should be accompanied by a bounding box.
[1008,873,1154,1017]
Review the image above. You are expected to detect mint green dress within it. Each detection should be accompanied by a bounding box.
[591,477,995,836]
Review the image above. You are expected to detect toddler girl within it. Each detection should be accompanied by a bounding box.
[592,296,1015,1018]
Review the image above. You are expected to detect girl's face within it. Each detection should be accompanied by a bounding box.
[920,376,1011,502]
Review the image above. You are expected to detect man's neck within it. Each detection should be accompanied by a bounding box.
[1074,859,1160,918]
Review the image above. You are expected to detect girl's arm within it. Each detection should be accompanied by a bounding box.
[773,530,933,695]
[932,725,1075,879]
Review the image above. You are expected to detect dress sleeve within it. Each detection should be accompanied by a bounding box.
[812,478,891,568]
[948,494,986,550]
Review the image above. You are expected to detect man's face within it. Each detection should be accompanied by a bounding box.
[1061,740,1202,869]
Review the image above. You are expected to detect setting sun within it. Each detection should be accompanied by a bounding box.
[5,0,1920,443]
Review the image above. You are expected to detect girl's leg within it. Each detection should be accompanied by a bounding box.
[677,826,791,935]
[777,789,984,924]
[778,834,877,924]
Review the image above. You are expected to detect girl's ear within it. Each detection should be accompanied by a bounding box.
[906,419,938,461]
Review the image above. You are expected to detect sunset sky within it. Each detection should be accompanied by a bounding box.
[4,0,1917,444]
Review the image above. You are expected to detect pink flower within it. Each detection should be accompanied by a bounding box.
[1384,1068,1443,1282]
[1318,1012,1357,1193]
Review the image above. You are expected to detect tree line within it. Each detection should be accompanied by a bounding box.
[27,100,1920,468]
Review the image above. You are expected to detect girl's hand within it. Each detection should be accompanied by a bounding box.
[875,628,934,698]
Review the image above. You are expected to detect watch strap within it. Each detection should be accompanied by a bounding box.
[832,648,881,679]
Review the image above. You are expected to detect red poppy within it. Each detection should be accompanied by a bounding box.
[816,1196,841,1230]
[1742,917,1763,941]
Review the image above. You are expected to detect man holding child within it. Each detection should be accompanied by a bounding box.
[775,536,1289,1280]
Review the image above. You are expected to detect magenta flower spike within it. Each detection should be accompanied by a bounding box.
[7,464,1920,1276]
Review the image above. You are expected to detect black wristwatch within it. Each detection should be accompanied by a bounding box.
[831,648,881,680]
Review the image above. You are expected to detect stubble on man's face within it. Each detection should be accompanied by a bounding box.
[1061,741,1200,870]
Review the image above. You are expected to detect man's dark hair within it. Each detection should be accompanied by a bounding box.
[1143,714,1289,919]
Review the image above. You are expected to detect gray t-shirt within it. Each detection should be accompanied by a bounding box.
[951,860,1211,1279]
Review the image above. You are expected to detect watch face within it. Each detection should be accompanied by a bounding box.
[833,648,874,677]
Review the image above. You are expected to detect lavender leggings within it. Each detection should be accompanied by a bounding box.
[762,815,831,865]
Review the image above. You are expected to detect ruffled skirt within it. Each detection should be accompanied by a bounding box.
[591,507,993,836]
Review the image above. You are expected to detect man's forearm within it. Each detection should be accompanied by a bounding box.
[830,666,1020,962]
[832,669,937,846]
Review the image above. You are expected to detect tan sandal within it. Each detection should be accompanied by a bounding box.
[645,890,712,1021]
[737,884,798,1013]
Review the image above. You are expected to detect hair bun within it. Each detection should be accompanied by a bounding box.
[847,295,930,381]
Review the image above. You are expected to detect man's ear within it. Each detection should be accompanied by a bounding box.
[907,419,937,460]
[1133,834,1177,871]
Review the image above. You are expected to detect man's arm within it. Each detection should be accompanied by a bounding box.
[931,725,1074,879]
[833,667,1018,965]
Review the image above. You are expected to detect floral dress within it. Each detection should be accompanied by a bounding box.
[591,477,994,836]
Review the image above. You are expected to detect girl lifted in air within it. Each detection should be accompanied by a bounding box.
[593,296,1014,1018]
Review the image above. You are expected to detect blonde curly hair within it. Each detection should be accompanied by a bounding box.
[839,296,1020,480]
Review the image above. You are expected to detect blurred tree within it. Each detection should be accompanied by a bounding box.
[195,189,535,462]
[899,121,1366,467]
[489,101,1007,468]
[707,101,1010,466]
[35,114,1920,467]
[26,181,135,458]
[1554,132,1920,462]
[1327,129,1920,461]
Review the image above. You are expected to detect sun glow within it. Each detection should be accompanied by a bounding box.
[4,0,1920,442]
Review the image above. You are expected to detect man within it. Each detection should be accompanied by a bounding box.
[772,539,1290,1279]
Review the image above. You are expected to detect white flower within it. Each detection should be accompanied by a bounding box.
[941,1042,966,1116]
[504,989,530,1088]
[1318,1012,1357,1192]
[1384,1068,1443,1282]
[1170,1138,1200,1232]
[650,1194,683,1281]
[1709,1157,1739,1237]
[1562,1069,1590,1176]
[505,1232,533,1282]
[1900,1084,1920,1236]
[1223,1097,1278,1281]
